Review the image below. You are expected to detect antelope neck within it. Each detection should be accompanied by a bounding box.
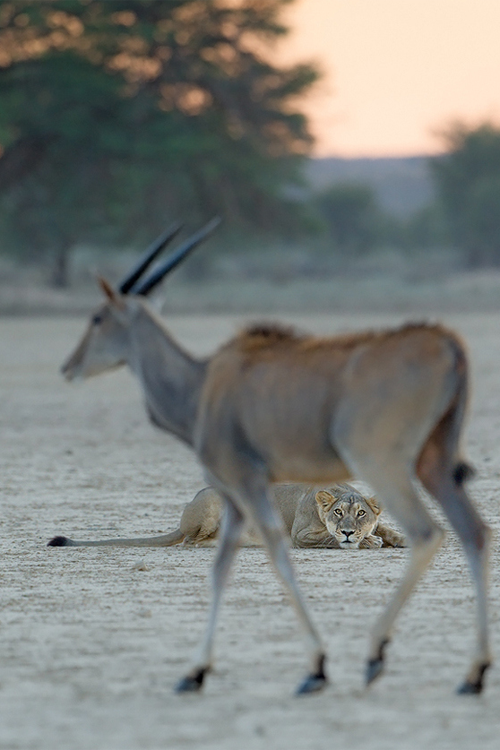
[127,303,207,445]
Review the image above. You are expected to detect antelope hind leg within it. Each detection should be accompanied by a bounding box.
[419,472,492,693]
[343,466,444,687]
[175,498,244,693]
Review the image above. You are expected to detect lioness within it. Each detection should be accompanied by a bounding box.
[311,486,405,549]
[49,483,405,549]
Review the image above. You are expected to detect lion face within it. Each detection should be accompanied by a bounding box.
[315,484,381,549]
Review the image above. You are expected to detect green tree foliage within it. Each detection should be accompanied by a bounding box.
[431,122,500,267]
[0,0,319,284]
[315,183,385,256]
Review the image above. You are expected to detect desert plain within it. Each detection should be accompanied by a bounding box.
[1,307,500,750]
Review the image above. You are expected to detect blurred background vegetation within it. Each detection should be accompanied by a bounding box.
[0,0,500,294]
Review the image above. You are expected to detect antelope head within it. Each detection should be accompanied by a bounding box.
[61,218,220,381]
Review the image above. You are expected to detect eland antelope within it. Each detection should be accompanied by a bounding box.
[55,222,491,696]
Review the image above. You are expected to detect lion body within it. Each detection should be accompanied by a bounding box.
[175,482,405,549]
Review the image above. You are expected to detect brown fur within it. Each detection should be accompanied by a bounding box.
[234,321,441,355]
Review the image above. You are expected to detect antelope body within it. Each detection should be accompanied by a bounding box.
[58,223,491,695]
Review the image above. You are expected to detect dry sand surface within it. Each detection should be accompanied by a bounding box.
[1,311,500,750]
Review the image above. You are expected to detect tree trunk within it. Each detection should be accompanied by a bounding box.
[51,241,72,288]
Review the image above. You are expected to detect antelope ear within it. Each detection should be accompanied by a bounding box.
[97,276,124,308]
[366,496,382,516]
[315,490,335,511]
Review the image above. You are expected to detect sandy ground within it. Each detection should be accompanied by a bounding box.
[1,311,500,750]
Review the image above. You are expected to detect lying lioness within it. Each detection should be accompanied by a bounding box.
[49,483,405,549]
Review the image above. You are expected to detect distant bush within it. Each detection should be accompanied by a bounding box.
[397,204,448,252]
[314,183,388,256]
[431,122,500,267]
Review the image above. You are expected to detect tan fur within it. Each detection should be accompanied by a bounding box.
[54,483,405,549]
[312,484,405,549]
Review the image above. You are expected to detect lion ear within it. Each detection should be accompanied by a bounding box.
[366,496,382,516]
[315,490,335,511]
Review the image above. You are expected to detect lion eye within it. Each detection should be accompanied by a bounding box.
[334,509,343,517]
[357,510,366,517]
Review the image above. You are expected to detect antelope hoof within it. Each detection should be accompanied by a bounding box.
[366,658,384,686]
[296,673,327,695]
[457,680,482,695]
[456,663,490,695]
[175,668,207,693]
[296,655,327,696]
[366,640,389,686]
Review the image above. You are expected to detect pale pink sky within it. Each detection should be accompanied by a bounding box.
[279,0,500,157]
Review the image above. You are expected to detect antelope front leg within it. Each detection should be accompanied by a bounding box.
[242,487,327,695]
[175,499,244,693]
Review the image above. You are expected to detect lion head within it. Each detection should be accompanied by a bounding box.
[315,484,381,549]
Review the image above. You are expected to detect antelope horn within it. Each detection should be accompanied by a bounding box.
[118,221,183,294]
[132,216,221,296]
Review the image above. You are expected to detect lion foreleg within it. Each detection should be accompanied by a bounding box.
[359,534,383,549]
[374,523,406,548]
[291,526,340,548]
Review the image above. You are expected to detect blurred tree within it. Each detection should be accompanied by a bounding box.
[314,183,384,256]
[431,122,500,267]
[397,204,447,252]
[0,52,130,285]
[0,0,319,285]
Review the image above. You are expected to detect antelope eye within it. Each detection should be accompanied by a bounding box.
[357,510,366,517]
[92,314,103,326]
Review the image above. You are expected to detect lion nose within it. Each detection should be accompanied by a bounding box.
[343,531,354,540]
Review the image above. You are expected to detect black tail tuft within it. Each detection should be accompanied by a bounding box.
[47,536,70,547]
[453,462,476,486]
